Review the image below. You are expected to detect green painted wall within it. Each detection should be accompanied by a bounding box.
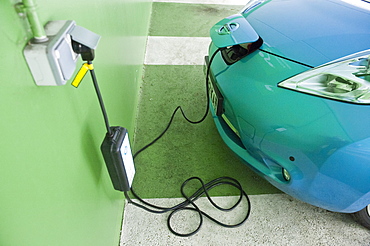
[0,0,151,245]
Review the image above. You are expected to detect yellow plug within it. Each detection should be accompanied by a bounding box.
[71,63,94,88]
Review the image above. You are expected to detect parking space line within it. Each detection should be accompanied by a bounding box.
[121,194,370,245]
[144,36,211,65]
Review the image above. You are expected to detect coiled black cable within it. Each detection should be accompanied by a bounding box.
[125,176,250,237]
[126,47,251,237]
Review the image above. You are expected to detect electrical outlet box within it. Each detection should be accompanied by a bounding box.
[101,127,135,192]
[23,20,100,87]
[24,20,78,86]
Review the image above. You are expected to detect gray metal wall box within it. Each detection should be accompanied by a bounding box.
[24,20,78,86]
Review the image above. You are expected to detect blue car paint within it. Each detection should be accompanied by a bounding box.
[208,0,370,212]
[246,0,370,66]
[211,14,259,48]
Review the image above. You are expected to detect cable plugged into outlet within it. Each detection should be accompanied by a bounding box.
[24,20,100,86]
[70,30,135,192]
[20,1,136,192]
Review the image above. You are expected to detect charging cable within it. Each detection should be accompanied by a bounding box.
[125,176,250,237]
[133,48,221,159]
[72,61,112,136]
[126,48,252,237]
[71,48,252,237]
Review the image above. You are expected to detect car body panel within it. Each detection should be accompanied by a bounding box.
[245,0,370,66]
[211,14,259,48]
[208,0,370,212]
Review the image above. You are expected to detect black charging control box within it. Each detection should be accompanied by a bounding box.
[101,126,135,192]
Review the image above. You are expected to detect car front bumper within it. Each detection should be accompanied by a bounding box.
[205,55,370,213]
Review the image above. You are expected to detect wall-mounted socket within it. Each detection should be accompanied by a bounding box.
[24,20,79,86]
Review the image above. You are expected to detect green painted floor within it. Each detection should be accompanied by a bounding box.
[131,2,281,198]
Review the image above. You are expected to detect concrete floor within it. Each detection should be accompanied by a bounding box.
[121,0,370,245]
[122,194,369,245]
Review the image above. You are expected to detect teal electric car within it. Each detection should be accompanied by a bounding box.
[207,0,370,228]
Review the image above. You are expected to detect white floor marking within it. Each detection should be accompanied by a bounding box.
[145,36,212,65]
[121,194,370,246]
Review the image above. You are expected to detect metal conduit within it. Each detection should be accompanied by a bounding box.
[22,0,48,42]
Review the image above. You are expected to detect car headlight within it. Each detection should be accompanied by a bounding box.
[278,50,370,104]
[241,0,269,14]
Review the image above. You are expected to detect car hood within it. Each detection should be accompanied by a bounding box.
[246,0,370,67]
